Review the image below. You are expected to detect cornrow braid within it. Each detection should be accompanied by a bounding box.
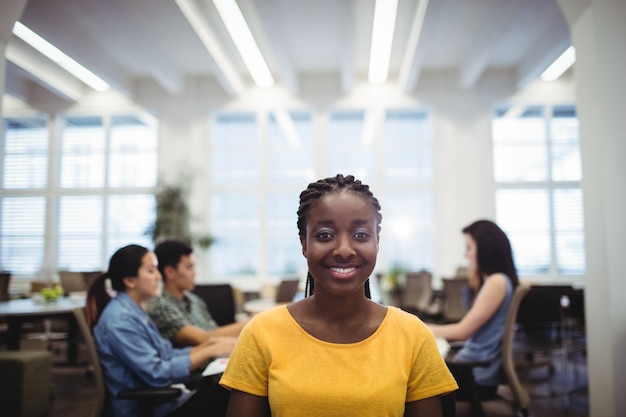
[298,174,381,298]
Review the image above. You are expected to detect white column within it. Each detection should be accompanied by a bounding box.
[557,1,626,416]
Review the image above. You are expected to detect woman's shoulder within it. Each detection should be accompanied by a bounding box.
[246,304,291,327]
[484,272,509,289]
[385,306,430,330]
[99,295,144,328]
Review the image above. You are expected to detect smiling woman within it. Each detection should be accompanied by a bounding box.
[219,174,458,417]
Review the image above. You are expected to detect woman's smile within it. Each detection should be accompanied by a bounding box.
[328,265,359,279]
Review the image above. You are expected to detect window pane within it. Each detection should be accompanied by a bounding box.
[109,115,158,187]
[0,197,45,274]
[2,116,48,189]
[496,189,550,274]
[266,191,305,275]
[60,116,105,188]
[551,106,581,181]
[382,190,434,271]
[58,196,103,270]
[493,110,547,182]
[266,112,316,184]
[211,113,260,185]
[327,110,375,181]
[107,194,155,257]
[383,110,432,183]
[554,189,585,274]
[211,194,259,276]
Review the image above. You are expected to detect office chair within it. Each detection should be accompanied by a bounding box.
[441,277,471,323]
[59,271,87,295]
[275,278,300,303]
[400,270,441,318]
[452,284,531,417]
[72,307,182,417]
[193,284,237,326]
[0,272,10,302]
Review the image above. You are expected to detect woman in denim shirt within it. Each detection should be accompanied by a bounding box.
[88,244,234,417]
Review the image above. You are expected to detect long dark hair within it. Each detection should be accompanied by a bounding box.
[297,174,382,298]
[85,244,149,329]
[462,220,519,290]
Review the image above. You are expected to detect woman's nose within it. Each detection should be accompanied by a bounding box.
[333,235,356,258]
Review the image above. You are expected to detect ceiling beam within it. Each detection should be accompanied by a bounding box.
[398,0,429,92]
[339,0,356,93]
[176,0,243,97]
[6,38,85,102]
[515,25,571,89]
[458,0,521,89]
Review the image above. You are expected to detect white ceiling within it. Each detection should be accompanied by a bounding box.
[4,0,571,105]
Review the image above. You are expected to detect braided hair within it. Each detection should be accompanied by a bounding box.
[297,174,382,297]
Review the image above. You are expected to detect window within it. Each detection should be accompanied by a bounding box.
[0,114,157,277]
[209,108,434,280]
[492,104,584,276]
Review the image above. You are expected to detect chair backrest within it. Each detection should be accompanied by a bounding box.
[30,281,49,293]
[193,284,236,326]
[501,284,531,411]
[441,277,470,322]
[73,307,106,417]
[0,272,10,302]
[400,270,433,313]
[59,271,87,295]
[275,278,300,303]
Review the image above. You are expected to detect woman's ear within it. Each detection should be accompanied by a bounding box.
[122,276,136,290]
[300,235,307,257]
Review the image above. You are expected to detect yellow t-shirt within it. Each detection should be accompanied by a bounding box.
[220,305,458,417]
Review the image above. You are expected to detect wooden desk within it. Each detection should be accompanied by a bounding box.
[242,298,289,315]
[0,296,85,363]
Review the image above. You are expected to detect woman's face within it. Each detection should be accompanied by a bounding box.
[300,191,379,297]
[127,251,162,300]
[464,233,478,274]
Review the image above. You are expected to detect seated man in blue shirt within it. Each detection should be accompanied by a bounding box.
[149,239,247,348]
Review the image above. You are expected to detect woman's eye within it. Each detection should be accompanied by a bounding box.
[316,231,333,240]
[354,231,371,240]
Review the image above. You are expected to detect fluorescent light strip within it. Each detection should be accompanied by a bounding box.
[541,46,575,81]
[273,111,301,147]
[12,22,110,92]
[368,0,399,84]
[213,0,274,88]
[398,0,429,90]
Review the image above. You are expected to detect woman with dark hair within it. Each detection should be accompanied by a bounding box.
[87,244,234,417]
[220,175,457,417]
[429,219,519,400]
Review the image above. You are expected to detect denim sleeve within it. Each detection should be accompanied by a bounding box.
[105,313,191,386]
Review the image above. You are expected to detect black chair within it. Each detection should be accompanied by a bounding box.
[193,284,236,326]
[0,272,11,345]
[514,285,586,398]
[72,307,182,417]
[0,272,10,302]
[275,278,300,303]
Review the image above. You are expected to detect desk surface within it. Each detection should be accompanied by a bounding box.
[0,296,85,317]
[242,298,290,314]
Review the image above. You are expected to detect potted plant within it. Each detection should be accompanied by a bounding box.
[146,178,214,249]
